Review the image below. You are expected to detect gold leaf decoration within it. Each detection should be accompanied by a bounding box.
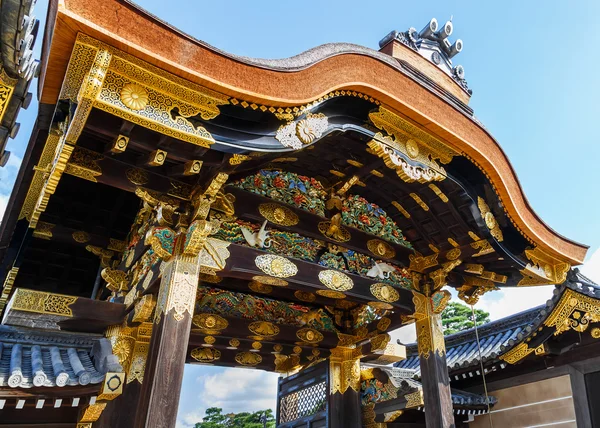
[120,83,149,111]
[370,283,400,303]
[477,197,504,242]
[72,231,91,243]
[228,339,240,348]
[190,347,221,363]
[193,313,229,334]
[318,270,353,291]
[252,275,288,287]
[248,281,273,294]
[446,248,461,261]
[367,239,396,259]
[259,203,299,226]
[255,255,298,278]
[316,290,346,299]
[377,317,392,331]
[248,321,280,338]
[368,301,393,310]
[296,328,324,344]
[294,290,316,302]
[126,168,149,186]
[235,351,262,366]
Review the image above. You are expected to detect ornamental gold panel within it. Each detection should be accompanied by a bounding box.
[294,290,316,302]
[193,313,229,334]
[255,255,298,278]
[377,317,392,331]
[10,289,77,317]
[235,351,262,366]
[111,134,129,153]
[191,347,221,363]
[0,69,16,123]
[368,301,393,310]
[409,253,438,273]
[318,270,353,291]
[97,372,125,401]
[296,328,323,344]
[248,281,272,294]
[65,146,103,183]
[316,290,346,299]
[477,197,504,242]
[259,203,299,226]
[248,321,280,338]
[68,33,229,148]
[518,246,570,286]
[367,239,396,259]
[252,275,288,286]
[370,283,400,303]
[544,288,600,336]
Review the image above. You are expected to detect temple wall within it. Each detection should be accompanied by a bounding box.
[469,375,576,428]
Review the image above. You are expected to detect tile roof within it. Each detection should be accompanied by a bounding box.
[0,325,121,388]
[396,271,600,377]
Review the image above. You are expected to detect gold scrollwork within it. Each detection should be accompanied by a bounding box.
[367,239,396,259]
[255,255,298,278]
[126,168,150,186]
[318,270,353,291]
[10,289,77,317]
[258,203,299,226]
[318,214,351,243]
[32,221,54,240]
[500,342,534,364]
[409,253,438,273]
[544,289,600,336]
[370,283,400,303]
[65,146,103,182]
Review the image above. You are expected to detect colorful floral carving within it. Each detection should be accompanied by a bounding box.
[195,287,337,332]
[361,378,398,405]
[318,250,412,289]
[341,195,412,249]
[213,220,325,262]
[232,170,327,216]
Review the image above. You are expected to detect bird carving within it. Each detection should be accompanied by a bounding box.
[241,220,270,248]
[367,262,397,279]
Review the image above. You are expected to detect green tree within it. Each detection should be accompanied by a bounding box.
[195,407,275,428]
[441,301,490,335]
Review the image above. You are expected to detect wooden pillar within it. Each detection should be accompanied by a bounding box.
[413,291,454,428]
[328,348,362,428]
[133,253,202,427]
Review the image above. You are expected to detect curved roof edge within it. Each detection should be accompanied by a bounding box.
[39,0,588,264]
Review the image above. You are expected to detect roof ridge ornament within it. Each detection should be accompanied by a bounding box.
[379,17,471,95]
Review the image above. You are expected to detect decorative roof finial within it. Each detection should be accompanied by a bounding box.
[379,17,471,95]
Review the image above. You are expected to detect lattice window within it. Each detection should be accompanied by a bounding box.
[279,381,327,424]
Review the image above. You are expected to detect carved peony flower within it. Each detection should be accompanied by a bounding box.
[120,83,149,111]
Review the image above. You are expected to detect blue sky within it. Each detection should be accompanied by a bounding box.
[4,1,600,426]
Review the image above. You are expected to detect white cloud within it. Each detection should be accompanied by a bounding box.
[580,247,600,284]
[177,366,279,428]
[0,194,9,219]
